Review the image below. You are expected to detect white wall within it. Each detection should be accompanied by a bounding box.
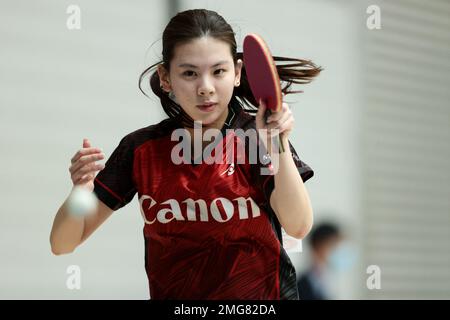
[0,0,168,299]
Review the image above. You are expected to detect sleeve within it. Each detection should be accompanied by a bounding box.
[93,135,137,211]
[251,139,314,206]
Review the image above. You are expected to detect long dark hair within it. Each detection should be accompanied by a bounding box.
[139,9,322,127]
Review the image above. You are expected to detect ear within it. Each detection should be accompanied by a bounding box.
[234,59,243,85]
[157,64,172,92]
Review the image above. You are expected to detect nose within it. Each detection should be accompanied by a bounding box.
[198,77,215,96]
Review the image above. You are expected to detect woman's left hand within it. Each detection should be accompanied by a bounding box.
[255,94,295,142]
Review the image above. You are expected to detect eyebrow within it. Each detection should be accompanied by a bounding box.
[178,60,230,69]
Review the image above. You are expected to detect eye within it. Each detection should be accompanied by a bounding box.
[215,69,226,75]
[183,71,196,77]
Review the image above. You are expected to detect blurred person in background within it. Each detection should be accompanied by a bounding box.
[297,222,348,300]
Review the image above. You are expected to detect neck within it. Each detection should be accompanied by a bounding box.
[186,107,229,138]
[184,107,229,161]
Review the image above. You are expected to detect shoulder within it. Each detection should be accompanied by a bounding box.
[118,118,178,149]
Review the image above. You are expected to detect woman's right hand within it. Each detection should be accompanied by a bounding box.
[69,138,105,192]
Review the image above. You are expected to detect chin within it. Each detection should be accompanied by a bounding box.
[194,109,224,127]
[196,114,220,127]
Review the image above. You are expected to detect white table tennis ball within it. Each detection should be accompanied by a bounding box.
[67,186,98,216]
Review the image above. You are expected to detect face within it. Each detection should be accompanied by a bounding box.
[158,36,242,128]
[315,236,342,263]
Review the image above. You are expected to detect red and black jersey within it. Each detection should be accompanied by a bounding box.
[93,98,314,300]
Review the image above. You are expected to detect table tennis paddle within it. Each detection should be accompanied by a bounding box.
[243,33,284,152]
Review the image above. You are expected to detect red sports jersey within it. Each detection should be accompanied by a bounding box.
[93,98,314,299]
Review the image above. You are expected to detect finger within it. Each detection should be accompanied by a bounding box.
[79,162,105,175]
[71,147,103,164]
[267,114,293,137]
[70,153,105,174]
[72,163,105,182]
[255,98,267,128]
[266,103,288,123]
[267,103,290,123]
[265,121,282,131]
[277,117,295,134]
[72,153,105,172]
[83,138,91,149]
[266,111,282,124]
[265,109,292,130]
[266,108,285,123]
[72,163,103,181]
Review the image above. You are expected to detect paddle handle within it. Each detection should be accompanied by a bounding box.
[264,109,285,154]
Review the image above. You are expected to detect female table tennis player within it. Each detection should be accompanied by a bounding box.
[50,9,322,299]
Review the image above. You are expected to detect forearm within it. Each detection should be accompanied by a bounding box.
[268,136,313,239]
[50,192,85,255]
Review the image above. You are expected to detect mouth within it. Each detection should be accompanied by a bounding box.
[196,102,218,112]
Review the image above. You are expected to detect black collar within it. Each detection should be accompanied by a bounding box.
[222,97,242,131]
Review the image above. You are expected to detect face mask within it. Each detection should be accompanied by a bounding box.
[327,242,357,273]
